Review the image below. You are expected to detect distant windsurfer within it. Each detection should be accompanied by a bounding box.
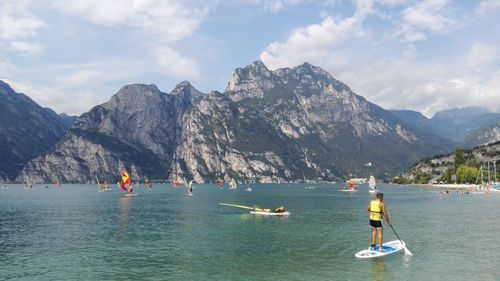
[367,193,390,251]
[349,180,356,190]
[121,169,133,193]
[188,180,193,194]
[145,178,152,189]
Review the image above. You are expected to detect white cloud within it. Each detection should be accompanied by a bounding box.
[475,0,500,15]
[51,0,211,42]
[50,0,211,81]
[465,43,500,69]
[8,41,42,55]
[259,1,500,117]
[3,79,103,115]
[0,0,45,55]
[378,0,407,6]
[155,47,200,80]
[261,13,369,69]
[397,0,457,43]
[248,0,307,12]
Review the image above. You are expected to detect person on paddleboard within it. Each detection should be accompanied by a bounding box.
[367,193,390,251]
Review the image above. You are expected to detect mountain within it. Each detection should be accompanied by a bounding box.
[462,121,500,148]
[430,107,500,141]
[0,81,70,181]
[390,110,444,140]
[394,141,500,184]
[18,82,202,183]
[17,61,454,183]
[59,113,78,129]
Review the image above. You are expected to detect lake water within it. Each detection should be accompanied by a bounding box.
[0,184,499,280]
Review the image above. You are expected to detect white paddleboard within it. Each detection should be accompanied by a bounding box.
[250,211,290,216]
[369,189,377,193]
[340,189,358,192]
[123,193,138,197]
[355,240,406,259]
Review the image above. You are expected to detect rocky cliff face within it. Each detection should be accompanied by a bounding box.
[0,81,70,181]
[18,61,453,183]
[462,121,500,148]
[18,82,202,183]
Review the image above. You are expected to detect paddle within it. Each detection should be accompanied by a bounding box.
[388,223,413,256]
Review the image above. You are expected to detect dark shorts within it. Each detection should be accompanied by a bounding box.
[370,220,382,228]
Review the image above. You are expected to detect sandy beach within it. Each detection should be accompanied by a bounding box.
[417,183,482,190]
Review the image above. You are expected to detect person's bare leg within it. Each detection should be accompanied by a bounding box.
[378,228,383,251]
[371,228,376,248]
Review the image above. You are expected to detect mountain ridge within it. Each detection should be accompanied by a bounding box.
[14,61,457,183]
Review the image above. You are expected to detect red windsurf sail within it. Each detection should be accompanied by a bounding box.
[121,169,131,192]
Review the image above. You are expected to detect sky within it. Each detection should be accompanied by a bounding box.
[1,0,499,117]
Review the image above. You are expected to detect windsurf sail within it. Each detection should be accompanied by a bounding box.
[229,178,237,189]
[121,169,132,192]
[369,175,376,190]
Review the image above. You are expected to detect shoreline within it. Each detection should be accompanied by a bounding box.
[415,183,481,190]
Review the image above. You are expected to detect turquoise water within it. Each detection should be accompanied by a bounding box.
[0,184,499,280]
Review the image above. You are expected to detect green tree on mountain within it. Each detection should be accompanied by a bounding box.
[454,147,465,169]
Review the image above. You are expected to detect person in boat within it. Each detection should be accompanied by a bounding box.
[367,193,390,251]
[257,207,286,213]
[274,206,286,213]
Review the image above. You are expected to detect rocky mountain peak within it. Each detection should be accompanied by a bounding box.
[0,80,15,94]
[115,83,161,98]
[225,60,274,101]
[105,83,163,111]
[171,80,204,102]
[293,62,329,76]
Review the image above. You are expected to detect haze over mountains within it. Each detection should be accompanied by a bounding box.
[1,61,499,183]
[391,108,500,148]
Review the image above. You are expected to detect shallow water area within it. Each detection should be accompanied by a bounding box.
[0,184,498,280]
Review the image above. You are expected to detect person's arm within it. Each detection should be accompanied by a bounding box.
[367,203,371,213]
[381,203,390,225]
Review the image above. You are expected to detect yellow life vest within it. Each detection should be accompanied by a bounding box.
[370,200,382,221]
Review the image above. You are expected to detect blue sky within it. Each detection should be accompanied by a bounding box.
[1,0,499,117]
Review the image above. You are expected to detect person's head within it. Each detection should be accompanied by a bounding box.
[376,192,384,201]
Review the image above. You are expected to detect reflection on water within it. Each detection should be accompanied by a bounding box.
[117,196,132,240]
[403,252,413,264]
[371,258,386,281]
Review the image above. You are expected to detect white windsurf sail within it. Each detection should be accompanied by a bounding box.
[369,175,376,190]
